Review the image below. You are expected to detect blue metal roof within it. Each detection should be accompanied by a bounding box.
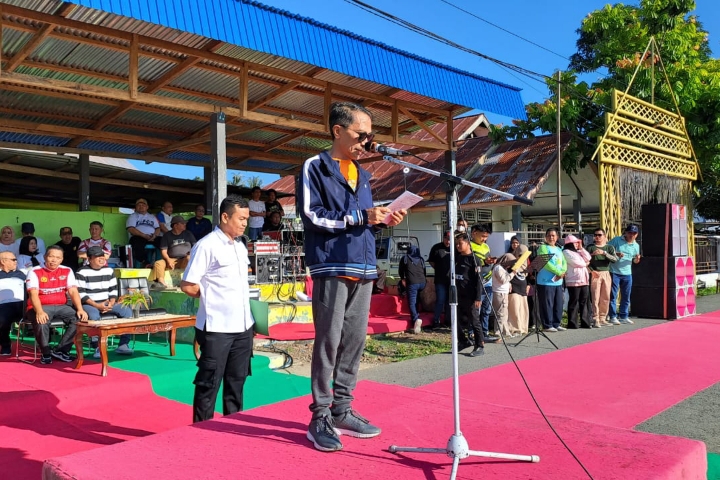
[74,0,525,119]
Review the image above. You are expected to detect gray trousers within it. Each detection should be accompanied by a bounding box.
[27,304,78,355]
[310,277,373,419]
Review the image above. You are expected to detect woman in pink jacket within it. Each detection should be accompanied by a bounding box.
[562,234,592,329]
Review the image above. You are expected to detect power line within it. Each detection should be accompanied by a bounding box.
[343,0,708,131]
[438,0,570,61]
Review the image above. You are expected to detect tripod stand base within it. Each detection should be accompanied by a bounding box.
[513,326,559,349]
[389,432,540,462]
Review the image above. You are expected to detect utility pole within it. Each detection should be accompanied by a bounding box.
[556,70,562,234]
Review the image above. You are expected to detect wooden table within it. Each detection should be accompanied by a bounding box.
[74,314,196,377]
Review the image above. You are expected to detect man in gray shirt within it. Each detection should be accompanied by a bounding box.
[150,216,196,289]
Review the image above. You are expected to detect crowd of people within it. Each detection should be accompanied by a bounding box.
[417,223,642,346]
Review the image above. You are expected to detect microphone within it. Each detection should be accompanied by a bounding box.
[364,142,411,156]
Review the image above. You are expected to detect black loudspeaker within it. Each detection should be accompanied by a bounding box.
[631,256,696,288]
[631,285,696,319]
[641,203,688,257]
[255,255,281,283]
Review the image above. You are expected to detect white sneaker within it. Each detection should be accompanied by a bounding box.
[116,344,134,355]
[93,348,100,359]
[609,318,621,325]
[413,319,422,334]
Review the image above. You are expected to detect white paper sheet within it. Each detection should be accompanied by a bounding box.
[383,191,423,223]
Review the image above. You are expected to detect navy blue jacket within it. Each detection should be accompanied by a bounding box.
[299,151,379,279]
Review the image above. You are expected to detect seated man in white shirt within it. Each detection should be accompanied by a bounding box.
[76,246,134,358]
[126,198,160,266]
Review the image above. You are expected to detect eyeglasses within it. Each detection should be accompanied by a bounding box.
[344,126,374,143]
[593,233,603,237]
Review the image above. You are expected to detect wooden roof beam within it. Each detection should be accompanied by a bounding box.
[1,4,450,117]
[0,163,201,194]
[4,23,56,72]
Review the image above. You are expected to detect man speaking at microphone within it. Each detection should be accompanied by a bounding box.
[300,102,406,452]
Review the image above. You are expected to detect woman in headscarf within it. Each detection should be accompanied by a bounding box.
[562,234,592,328]
[491,252,517,338]
[508,237,530,335]
[398,245,426,334]
[18,236,44,272]
[0,226,16,255]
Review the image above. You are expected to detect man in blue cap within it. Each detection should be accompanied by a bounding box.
[608,224,642,325]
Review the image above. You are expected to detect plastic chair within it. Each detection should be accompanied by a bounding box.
[15,316,67,364]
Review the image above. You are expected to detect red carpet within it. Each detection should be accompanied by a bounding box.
[420,314,720,430]
[17,312,720,479]
[0,359,191,479]
[43,382,705,480]
[259,293,432,341]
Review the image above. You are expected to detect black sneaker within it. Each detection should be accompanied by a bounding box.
[332,409,381,438]
[307,416,343,452]
[483,335,500,343]
[0,345,11,356]
[50,350,75,363]
[469,347,484,357]
[457,339,473,351]
[40,355,52,365]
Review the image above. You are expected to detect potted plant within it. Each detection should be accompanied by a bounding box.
[119,289,151,319]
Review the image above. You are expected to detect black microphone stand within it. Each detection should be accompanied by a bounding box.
[383,154,539,479]
[512,254,559,349]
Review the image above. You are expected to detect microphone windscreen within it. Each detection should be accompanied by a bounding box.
[364,142,375,153]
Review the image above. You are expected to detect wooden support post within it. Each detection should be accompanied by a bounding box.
[129,34,138,99]
[78,153,90,211]
[324,86,332,133]
[391,102,399,142]
[238,64,248,118]
[209,112,227,225]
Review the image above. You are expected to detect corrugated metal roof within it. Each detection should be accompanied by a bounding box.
[0,0,525,177]
[70,0,524,118]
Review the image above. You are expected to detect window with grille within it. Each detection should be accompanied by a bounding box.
[441,209,492,225]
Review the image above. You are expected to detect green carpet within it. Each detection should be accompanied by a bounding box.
[708,453,720,480]
[81,338,310,412]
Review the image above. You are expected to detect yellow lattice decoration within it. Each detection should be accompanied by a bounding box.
[612,90,685,135]
[594,38,699,252]
[605,114,692,158]
[600,141,697,180]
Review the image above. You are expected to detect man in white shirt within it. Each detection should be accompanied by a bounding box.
[126,198,160,266]
[247,186,265,241]
[156,201,174,236]
[181,194,254,423]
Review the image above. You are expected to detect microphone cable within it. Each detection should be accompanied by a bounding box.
[452,189,594,479]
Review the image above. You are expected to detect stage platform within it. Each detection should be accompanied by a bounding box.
[42,381,705,480]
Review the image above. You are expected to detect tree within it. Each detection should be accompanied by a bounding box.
[490,0,720,218]
[229,172,263,188]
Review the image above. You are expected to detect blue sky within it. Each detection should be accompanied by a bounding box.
[132,0,719,183]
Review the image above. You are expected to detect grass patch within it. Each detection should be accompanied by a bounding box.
[363,331,452,363]
[697,287,718,297]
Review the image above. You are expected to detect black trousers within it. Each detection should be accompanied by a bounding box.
[193,327,254,423]
[28,305,78,355]
[0,301,24,348]
[566,285,590,329]
[457,298,483,348]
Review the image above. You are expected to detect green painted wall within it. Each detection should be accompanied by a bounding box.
[0,208,129,249]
